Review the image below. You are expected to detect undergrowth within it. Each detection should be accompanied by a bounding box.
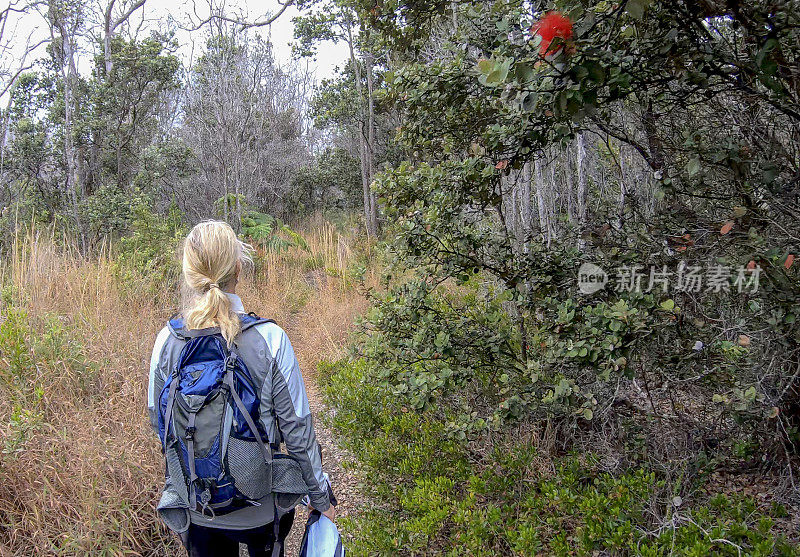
[0,304,177,554]
[319,358,800,556]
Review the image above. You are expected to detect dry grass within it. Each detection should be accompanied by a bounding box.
[0,222,371,556]
[243,221,375,369]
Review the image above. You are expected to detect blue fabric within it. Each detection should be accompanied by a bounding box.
[158,335,265,442]
[168,316,186,335]
[299,511,345,557]
[228,351,264,441]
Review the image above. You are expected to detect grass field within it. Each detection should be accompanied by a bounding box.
[0,222,371,555]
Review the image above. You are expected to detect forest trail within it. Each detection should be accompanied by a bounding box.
[240,265,371,555]
[281,304,364,554]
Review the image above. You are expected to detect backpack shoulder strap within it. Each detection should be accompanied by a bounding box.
[223,349,273,482]
[240,312,275,333]
[167,315,190,340]
[165,313,275,339]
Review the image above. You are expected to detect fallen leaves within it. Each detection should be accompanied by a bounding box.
[738,334,751,347]
[720,220,734,235]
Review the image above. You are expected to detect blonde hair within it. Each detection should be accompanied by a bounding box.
[182,220,252,346]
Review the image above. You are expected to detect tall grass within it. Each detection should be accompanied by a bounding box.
[0,222,369,555]
[0,229,177,556]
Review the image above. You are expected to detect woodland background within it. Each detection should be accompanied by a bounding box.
[0,0,799,555]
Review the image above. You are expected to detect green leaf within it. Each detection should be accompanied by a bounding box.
[586,63,606,84]
[626,0,648,20]
[521,92,537,112]
[515,63,535,83]
[477,58,492,74]
[686,157,701,176]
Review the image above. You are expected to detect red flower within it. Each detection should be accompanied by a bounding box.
[531,11,573,56]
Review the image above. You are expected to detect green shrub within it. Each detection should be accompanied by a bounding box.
[0,308,34,400]
[321,357,799,556]
[81,184,136,240]
[114,199,185,292]
[35,314,100,398]
[0,307,99,408]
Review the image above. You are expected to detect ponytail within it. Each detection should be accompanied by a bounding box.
[182,221,252,346]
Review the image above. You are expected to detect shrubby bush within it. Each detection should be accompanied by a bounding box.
[335,236,799,550]
[241,210,309,254]
[316,4,800,550]
[114,199,185,292]
[81,183,137,240]
[319,357,799,555]
[290,147,364,216]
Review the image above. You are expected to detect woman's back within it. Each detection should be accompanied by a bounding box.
[147,221,333,557]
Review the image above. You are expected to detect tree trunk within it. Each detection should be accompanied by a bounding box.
[564,146,574,223]
[618,145,626,227]
[521,161,532,252]
[223,161,229,222]
[642,101,665,171]
[364,49,378,236]
[534,158,550,247]
[505,174,519,250]
[548,159,557,242]
[234,163,242,231]
[346,21,376,238]
[57,16,85,249]
[576,133,587,226]
[104,9,114,76]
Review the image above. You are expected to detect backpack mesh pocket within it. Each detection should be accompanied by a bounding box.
[165,445,189,503]
[228,437,270,500]
[272,454,308,494]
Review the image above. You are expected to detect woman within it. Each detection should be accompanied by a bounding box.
[147,221,335,556]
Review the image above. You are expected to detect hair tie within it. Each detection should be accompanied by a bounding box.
[208,282,220,290]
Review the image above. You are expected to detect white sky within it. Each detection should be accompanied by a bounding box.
[2,0,348,88]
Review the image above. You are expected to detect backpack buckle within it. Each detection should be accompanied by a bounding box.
[185,426,197,441]
[225,354,237,372]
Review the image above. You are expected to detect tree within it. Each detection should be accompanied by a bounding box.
[97,0,146,76]
[0,0,49,212]
[1,2,181,244]
[295,0,381,235]
[89,34,181,190]
[290,146,363,214]
[352,0,800,504]
[182,30,312,225]
[45,0,85,246]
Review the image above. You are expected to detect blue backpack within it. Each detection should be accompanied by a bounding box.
[157,314,274,518]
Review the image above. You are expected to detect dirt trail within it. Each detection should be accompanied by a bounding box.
[278,286,365,555]
[240,271,367,555]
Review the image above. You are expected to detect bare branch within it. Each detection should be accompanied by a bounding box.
[0,37,47,97]
[110,0,144,33]
[184,0,294,33]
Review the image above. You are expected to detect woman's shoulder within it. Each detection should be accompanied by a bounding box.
[250,320,290,356]
[152,325,171,351]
